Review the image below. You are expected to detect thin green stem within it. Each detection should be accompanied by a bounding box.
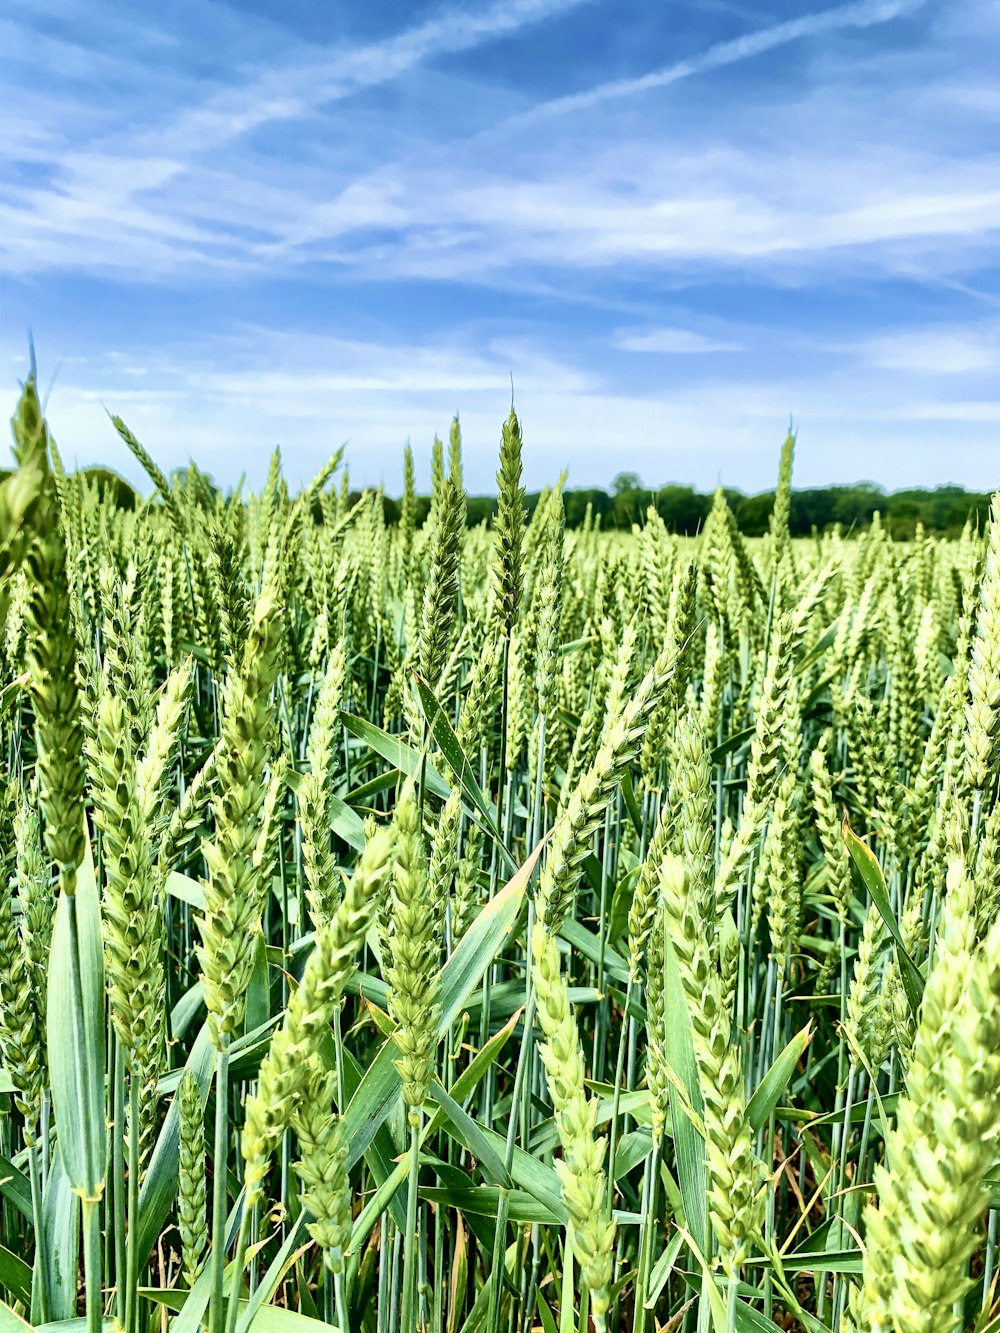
[400,1118,422,1333]
[28,1144,49,1325]
[225,1206,251,1333]
[209,1043,231,1333]
[632,1138,660,1333]
[335,1270,350,1333]
[82,1200,103,1333]
[111,1043,126,1328]
[124,1073,140,1333]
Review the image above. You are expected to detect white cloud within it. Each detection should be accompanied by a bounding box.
[863,327,1000,374]
[899,399,1000,423]
[614,328,742,353]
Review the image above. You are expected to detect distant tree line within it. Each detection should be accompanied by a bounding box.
[25,464,990,538]
[379,473,995,538]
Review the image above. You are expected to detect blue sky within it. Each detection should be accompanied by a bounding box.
[3,0,999,495]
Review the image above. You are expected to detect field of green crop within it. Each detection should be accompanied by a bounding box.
[1,376,998,1333]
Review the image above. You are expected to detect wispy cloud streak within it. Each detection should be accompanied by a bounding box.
[512,0,926,120]
[106,0,595,160]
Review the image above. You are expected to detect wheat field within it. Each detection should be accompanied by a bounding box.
[1,377,999,1333]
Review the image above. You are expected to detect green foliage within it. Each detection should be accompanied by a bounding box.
[418,479,992,537]
[1,380,999,1333]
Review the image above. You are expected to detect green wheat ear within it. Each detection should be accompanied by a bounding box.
[532,921,617,1325]
[418,473,465,690]
[536,637,677,932]
[196,581,284,1047]
[0,781,44,1143]
[386,786,440,1122]
[8,378,86,891]
[290,1054,353,1275]
[965,494,1000,794]
[177,1069,207,1288]
[489,407,526,640]
[658,853,764,1279]
[299,641,348,928]
[850,861,1000,1331]
[242,826,392,1207]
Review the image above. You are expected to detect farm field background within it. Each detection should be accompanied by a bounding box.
[1,381,999,1333]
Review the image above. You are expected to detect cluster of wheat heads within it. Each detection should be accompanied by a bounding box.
[1,380,999,1333]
